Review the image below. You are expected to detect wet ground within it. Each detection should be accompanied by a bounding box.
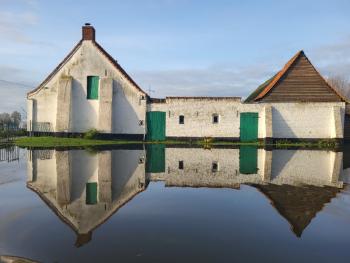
[1,146,350,262]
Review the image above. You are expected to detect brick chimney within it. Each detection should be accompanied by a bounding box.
[82,23,95,41]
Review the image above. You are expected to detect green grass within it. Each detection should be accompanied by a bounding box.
[14,136,341,149]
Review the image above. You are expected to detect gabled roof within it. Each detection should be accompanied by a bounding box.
[27,36,147,97]
[245,50,347,103]
[27,40,83,97]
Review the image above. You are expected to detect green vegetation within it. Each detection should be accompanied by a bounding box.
[83,128,99,139]
[14,136,341,149]
[274,139,339,149]
[15,137,142,148]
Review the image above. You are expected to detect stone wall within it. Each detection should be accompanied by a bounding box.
[149,99,345,139]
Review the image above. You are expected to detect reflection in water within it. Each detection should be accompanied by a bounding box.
[0,146,19,163]
[26,146,345,246]
[27,148,147,247]
[0,255,38,263]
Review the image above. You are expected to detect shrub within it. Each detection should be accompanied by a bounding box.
[84,129,99,140]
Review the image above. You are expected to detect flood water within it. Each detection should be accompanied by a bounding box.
[1,145,350,262]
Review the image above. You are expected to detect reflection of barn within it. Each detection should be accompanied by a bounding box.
[254,184,340,237]
[147,146,344,237]
[26,146,345,243]
[147,146,343,188]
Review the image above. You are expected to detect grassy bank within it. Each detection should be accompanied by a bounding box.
[14,136,340,149]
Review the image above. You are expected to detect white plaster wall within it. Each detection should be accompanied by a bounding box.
[27,41,146,134]
[270,149,342,187]
[149,100,345,139]
[268,102,345,139]
[149,98,266,138]
[29,88,58,131]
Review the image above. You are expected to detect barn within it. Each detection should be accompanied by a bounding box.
[27,24,347,142]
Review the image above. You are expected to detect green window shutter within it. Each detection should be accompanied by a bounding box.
[87,76,99,99]
[146,111,166,141]
[239,146,258,174]
[240,112,258,142]
[146,144,165,173]
[86,182,98,204]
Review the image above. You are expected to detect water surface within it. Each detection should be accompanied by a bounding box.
[1,146,350,262]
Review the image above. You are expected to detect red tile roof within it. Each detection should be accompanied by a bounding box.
[245,50,348,103]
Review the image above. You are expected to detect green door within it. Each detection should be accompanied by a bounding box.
[146,111,166,141]
[87,76,99,99]
[239,146,258,174]
[86,182,97,205]
[146,144,165,173]
[240,112,258,142]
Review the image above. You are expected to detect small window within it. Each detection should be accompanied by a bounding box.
[212,162,219,172]
[179,115,184,124]
[87,76,99,100]
[213,114,219,124]
[139,120,144,126]
[179,161,184,170]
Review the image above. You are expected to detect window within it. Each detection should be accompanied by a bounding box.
[212,162,219,172]
[179,161,184,170]
[87,76,99,99]
[179,115,184,124]
[139,120,144,126]
[213,114,219,124]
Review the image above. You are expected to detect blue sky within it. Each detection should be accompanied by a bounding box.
[1,0,350,112]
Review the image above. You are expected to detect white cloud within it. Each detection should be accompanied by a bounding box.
[0,8,39,44]
[310,36,350,78]
[132,63,275,98]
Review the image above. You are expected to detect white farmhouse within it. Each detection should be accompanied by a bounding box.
[27,24,347,142]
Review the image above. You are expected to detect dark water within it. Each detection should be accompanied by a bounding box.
[1,146,350,263]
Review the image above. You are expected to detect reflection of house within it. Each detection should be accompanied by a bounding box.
[27,146,345,243]
[27,24,346,141]
[27,149,146,247]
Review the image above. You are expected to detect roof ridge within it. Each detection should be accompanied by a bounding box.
[27,40,83,97]
[254,50,303,101]
[91,41,147,95]
[302,54,348,103]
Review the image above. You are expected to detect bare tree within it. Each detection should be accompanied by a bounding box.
[11,111,21,127]
[0,113,11,125]
[327,75,350,99]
